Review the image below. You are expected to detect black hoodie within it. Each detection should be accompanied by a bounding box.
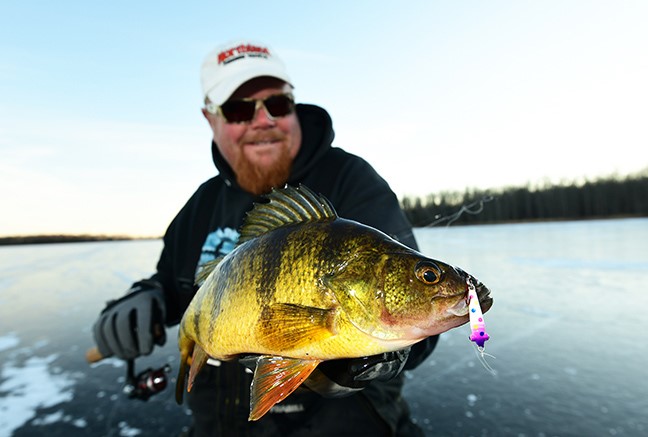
[145,104,437,432]
[151,104,421,324]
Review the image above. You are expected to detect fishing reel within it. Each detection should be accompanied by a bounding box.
[123,359,172,401]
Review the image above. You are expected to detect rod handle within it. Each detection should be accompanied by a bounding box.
[86,346,104,363]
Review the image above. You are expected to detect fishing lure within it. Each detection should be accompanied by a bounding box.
[467,277,496,375]
[467,278,489,348]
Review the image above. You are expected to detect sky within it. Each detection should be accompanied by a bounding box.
[1,1,647,237]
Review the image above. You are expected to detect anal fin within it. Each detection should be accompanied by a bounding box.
[249,355,321,421]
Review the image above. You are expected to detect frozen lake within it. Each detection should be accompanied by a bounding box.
[1,218,647,436]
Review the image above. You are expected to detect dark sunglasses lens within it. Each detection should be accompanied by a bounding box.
[220,100,256,123]
[264,95,294,117]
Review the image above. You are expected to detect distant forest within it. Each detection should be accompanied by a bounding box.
[400,171,648,227]
[3,172,647,246]
[0,234,153,246]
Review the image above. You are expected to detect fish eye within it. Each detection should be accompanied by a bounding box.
[415,261,442,285]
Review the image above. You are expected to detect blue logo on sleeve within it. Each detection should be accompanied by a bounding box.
[196,227,240,278]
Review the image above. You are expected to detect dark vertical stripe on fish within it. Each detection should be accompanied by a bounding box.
[317,222,338,273]
[254,227,290,305]
[193,302,202,342]
[207,258,228,344]
[319,220,356,271]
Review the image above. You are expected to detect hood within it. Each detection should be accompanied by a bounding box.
[211,104,335,189]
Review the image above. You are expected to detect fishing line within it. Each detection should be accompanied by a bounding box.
[474,345,497,376]
[425,195,495,227]
[392,195,495,242]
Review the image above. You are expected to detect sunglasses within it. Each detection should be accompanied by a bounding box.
[206,93,295,124]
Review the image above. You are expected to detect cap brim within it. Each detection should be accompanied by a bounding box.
[205,66,292,105]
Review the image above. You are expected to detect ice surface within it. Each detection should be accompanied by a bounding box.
[0,353,76,435]
[0,332,20,352]
[1,221,647,435]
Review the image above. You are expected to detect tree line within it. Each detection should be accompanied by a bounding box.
[0,234,150,246]
[400,171,648,227]
[4,172,646,245]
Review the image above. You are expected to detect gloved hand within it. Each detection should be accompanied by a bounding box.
[303,348,411,397]
[92,280,167,360]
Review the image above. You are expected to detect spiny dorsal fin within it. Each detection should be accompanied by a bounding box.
[238,185,337,244]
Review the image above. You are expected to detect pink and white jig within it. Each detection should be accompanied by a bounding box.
[467,277,496,374]
[467,279,489,348]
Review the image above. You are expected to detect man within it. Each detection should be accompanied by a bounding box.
[93,40,438,436]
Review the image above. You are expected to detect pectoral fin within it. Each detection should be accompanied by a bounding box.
[256,303,337,351]
[249,355,321,421]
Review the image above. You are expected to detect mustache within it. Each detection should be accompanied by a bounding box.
[241,130,287,143]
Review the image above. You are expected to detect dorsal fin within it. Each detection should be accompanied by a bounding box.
[195,257,223,286]
[238,185,337,244]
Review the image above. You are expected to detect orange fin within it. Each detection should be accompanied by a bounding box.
[187,344,209,392]
[248,355,321,421]
[256,303,336,351]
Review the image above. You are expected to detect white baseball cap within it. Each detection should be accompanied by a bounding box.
[201,40,293,105]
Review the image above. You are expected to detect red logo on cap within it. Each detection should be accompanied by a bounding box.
[218,44,270,64]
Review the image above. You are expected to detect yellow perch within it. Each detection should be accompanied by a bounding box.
[176,185,492,420]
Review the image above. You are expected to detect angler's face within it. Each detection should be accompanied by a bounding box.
[203,77,302,195]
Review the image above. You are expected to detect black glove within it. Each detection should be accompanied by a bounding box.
[303,348,410,398]
[92,280,166,360]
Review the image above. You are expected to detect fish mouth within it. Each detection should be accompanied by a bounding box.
[446,272,492,316]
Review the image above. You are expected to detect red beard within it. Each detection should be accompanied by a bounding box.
[233,146,294,195]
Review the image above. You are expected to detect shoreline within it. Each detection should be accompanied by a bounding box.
[0,235,161,246]
[2,216,643,246]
